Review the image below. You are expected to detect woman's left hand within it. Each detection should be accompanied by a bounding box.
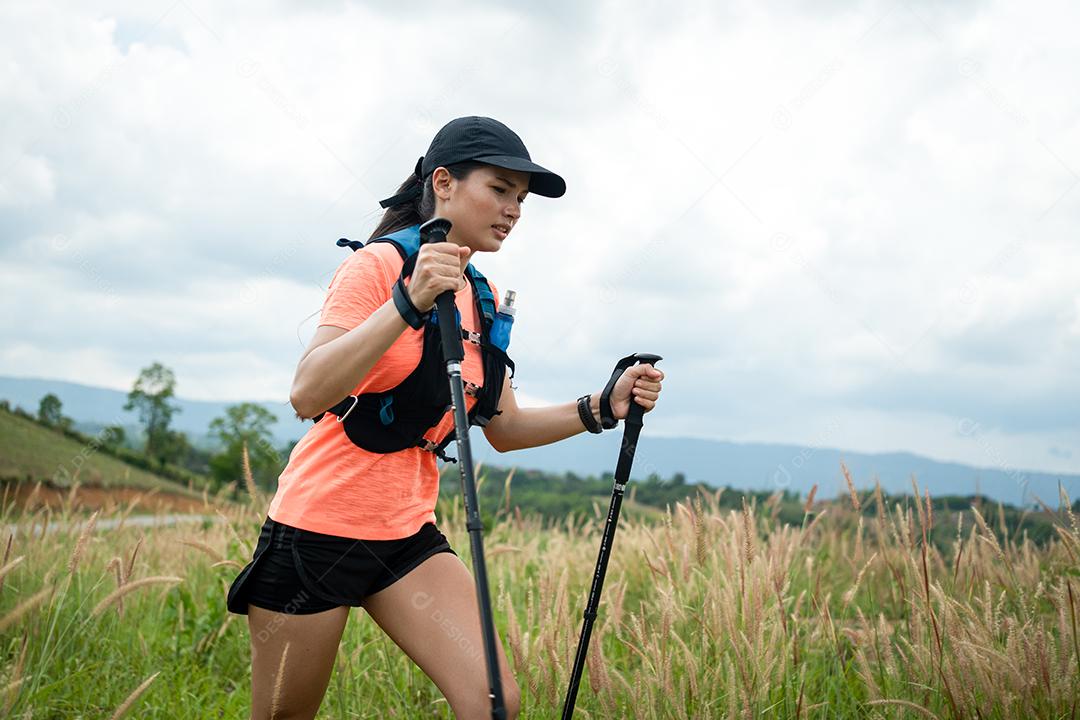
[607,363,664,421]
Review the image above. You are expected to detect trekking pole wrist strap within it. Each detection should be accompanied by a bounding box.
[598,355,635,430]
[598,352,663,430]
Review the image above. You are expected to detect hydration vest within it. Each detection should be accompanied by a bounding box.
[312,224,516,464]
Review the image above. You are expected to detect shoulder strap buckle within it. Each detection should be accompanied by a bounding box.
[336,395,360,422]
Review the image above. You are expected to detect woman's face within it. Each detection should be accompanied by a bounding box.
[432,164,530,253]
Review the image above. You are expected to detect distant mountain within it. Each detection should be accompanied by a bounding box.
[3,375,1077,508]
[475,433,1080,509]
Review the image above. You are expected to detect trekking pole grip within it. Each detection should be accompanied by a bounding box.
[599,352,663,430]
[419,217,464,364]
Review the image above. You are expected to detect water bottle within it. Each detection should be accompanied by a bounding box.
[490,290,516,352]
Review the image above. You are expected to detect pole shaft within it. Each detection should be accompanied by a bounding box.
[438,294,505,720]
[562,411,645,719]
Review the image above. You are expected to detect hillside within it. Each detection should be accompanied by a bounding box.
[0,374,298,450]
[0,406,207,510]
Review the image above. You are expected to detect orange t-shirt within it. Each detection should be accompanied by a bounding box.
[267,241,496,540]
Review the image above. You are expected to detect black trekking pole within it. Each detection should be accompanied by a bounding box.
[419,217,506,720]
[562,352,662,720]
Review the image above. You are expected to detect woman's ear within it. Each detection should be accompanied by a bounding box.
[432,166,453,201]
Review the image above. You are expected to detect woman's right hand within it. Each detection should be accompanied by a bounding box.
[406,242,471,313]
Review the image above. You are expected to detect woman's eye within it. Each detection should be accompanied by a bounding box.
[493,186,525,204]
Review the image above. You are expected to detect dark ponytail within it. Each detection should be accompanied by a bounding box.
[368,160,486,241]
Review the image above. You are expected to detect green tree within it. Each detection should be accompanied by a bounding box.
[101,424,126,451]
[208,403,281,491]
[157,428,193,468]
[37,393,64,426]
[123,362,182,464]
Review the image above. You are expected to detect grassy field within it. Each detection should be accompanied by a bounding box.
[0,469,1078,718]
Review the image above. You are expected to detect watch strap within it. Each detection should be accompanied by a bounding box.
[392,277,429,330]
[577,394,602,434]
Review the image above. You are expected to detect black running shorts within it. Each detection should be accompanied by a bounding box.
[227,516,456,615]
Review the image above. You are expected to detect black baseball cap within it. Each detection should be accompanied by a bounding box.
[378,116,566,208]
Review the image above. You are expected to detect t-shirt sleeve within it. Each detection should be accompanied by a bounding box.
[318,249,395,331]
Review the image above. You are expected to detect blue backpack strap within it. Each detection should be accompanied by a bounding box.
[465,265,496,328]
[371,224,422,261]
[337,224,422,260]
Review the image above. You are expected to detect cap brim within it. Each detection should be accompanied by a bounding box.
[473,154,566,198]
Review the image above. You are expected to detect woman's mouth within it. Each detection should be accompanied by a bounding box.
[491,224,510,240]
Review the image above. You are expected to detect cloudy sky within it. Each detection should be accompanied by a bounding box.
[2,0,1077,475]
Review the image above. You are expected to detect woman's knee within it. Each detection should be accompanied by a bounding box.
[504,677,522,718]
[448,675,521,720]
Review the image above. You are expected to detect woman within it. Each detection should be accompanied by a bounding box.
[227,116,664,719]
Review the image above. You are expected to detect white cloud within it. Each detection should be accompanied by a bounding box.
[1,0,1077,475]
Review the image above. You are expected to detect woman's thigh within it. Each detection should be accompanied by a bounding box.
[248,604,350,720]
[361,552,521,720]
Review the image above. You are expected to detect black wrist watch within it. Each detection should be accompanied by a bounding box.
[392,277,430,330]
[577,394,602,434]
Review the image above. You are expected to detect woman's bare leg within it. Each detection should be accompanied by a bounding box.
[362,552,521,720]
[247,604,350,720]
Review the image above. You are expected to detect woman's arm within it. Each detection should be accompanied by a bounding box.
[483,365,663,453]
[289,298,409,419]
[482,371,599,452]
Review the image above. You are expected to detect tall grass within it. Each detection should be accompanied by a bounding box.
[0,468,1077,718]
